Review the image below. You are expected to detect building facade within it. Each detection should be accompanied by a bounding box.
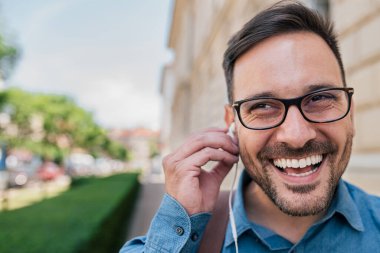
[109,128,162,181]
[160,0,380,194]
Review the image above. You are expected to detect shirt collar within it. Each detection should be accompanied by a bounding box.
[316,179,364,232]
[224,170,365,248]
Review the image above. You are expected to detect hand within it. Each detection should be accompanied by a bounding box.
[163,127,239,215]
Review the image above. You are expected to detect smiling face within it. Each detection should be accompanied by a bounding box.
[228,32,354,216]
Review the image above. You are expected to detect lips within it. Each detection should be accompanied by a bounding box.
[272,155,323,178]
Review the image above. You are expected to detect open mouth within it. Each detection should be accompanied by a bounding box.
[272,155,323,177]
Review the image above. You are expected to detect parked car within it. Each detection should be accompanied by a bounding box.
[5,151,42,188]
[7,168,28,187]
[37,161,63,181]
[65,153,95,177]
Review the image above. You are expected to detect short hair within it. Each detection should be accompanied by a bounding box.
[223,0,346,104]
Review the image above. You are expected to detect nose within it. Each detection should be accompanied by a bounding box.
[275,105,317,148]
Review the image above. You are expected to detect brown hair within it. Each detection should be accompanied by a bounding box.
[223,0,345,103]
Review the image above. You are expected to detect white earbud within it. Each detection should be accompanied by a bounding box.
[227,122,236,138]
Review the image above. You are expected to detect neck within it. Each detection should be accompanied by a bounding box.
[244,181,326,243]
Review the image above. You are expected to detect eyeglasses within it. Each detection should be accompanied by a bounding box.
[232,87,354,130]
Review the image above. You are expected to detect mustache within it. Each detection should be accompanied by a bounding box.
[257,140,338,160]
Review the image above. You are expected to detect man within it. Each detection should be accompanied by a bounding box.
[121,1,380,252]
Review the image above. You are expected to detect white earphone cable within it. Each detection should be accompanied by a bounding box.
[227,123,239,252]
[228,161,239,253]
[227,122,239,253]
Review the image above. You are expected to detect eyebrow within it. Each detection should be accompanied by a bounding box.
[241,83,340,101]
[246,91,277,100]
[305,83,338,93]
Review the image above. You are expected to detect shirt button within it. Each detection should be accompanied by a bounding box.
[175,226,184,236]
[191,232,199,241]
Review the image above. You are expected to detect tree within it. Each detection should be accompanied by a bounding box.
[0,88,128,163]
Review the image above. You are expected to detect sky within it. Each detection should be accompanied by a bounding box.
[0,0,173,130]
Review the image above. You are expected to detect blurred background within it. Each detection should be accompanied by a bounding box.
[0,0,379,252]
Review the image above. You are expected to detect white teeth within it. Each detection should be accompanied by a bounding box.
[299,158,307,168]
[306,157,312,166]
[273,155,323,169]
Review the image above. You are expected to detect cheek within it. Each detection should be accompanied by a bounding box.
[318,120,354,153]
[238,129,273,158]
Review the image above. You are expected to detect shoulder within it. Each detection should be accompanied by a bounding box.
[344,180,380,204]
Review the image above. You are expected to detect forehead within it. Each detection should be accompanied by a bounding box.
[233,32,343,101]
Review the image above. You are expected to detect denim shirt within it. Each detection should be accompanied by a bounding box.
[120,171,380,253]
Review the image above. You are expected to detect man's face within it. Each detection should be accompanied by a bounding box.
[231,32,354,216]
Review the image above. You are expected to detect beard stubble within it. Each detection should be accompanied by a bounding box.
[241,134,353,217]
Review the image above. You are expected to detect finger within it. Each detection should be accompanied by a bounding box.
[174,131,239,161]
[201,127,227,133]
[179,147,239,169]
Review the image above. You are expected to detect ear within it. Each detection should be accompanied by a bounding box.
[224,104,235,127]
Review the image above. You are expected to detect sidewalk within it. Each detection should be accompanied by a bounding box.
[126,182,165,240]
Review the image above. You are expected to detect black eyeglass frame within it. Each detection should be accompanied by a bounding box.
[232,87,354,130]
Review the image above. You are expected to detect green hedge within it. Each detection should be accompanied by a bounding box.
[0,173,140,253]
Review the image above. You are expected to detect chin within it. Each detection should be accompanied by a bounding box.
[270,179,334,216]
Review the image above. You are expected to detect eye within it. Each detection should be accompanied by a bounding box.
[309,93,336,102]
[302,90,344,112]
[244,100,283,115]
[250,103,272,110]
